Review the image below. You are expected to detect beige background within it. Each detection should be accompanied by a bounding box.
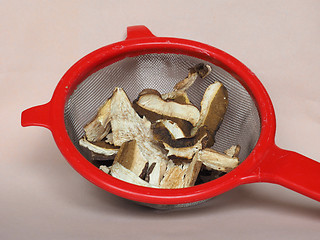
[1,0,320,239]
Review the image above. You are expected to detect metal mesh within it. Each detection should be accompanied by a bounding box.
[64,53,261,163]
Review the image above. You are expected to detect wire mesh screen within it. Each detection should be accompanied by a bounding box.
[64,53,261,163]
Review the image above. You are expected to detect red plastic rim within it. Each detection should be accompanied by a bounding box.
[45,28,276,205]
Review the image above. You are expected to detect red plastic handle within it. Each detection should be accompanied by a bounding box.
[255,145,320,201]
[21,102,52,130]
[125,25,156,40]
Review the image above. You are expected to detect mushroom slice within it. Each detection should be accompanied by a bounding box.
[84,98,112,142]
[79,137,119,159]
[155,119,186,139]
[182,153,202,187]
[110,88,152,146]
[133,89,200,126]
[161,91,191,105]
[160,160,188,189]
[174,63,212,92]
[109,88,168,186]
[163,137,205,160]
[112,140,148,178]
[152,123,209,159]
[191,81,228,147]
[224,145,241,158]
[198,148,239,172]
[161,63,211,104]
[110,162,156,188]
[159,155,202,189]
[99,165,111,174]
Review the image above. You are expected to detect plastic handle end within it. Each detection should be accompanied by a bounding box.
[125,25,156,40]
[21,102,52,130]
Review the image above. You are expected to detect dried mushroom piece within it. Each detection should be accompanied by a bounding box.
[162,63,212,104]
[160,154,202,189]
[191,81,228,147]
[84,98,112,142]
[99,165,110,174]
[162,91,191,105]
[198,148,239,172]
[160,160,187,189]
[134,100,194,136]
[133,89,200,126]
[112,140,148,178]
[110,162,156,188]
[108,87,168,186]
[154,119,186,139]
[182,153,202,187]
[224,145,241,158]
[174,63,212,91]
[79,137,119,159]
[152,122,209,159]
[162,133,208,159]
[110,88,151,146]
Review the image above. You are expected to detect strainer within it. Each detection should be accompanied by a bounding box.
[21,25,320,207]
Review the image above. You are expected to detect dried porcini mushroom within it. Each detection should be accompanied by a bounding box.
[112,140,148,178]
[162,63,212,104]
[160,160,188,189]
[80,63,240,189]
[84,98,112,142]
[152,122,209,159]
[197,148,239,172]
[79,137,119,159]
[160,154,202,188]
[191,81,228,147]
[174,63,212,91]
[110,162,155,188]
[108,88,152,146]
[155,119,186,139]
[224,145,241,158]
[162,91,191,105]
[162,135,207,160]
[133,89,200,126]
[182,153,202,187]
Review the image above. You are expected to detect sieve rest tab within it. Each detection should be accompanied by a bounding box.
[125,25,156,40]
